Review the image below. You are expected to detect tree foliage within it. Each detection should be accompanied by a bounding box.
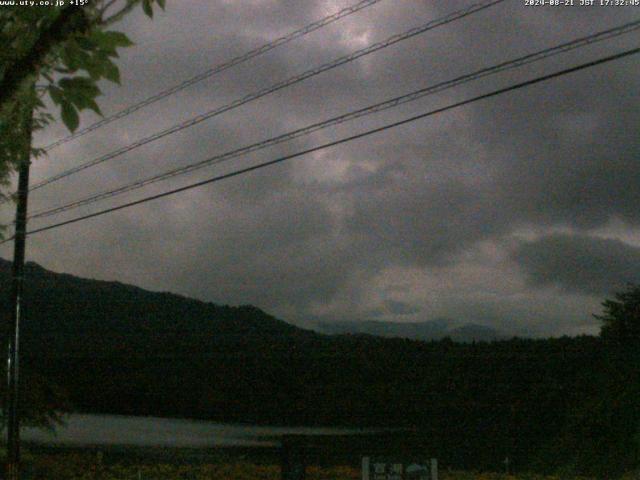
[1,259,639,475]
[595,283,640,347]
[0,0,164,429]
[0,0,165,201]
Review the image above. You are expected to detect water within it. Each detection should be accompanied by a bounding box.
[22,414,369,448]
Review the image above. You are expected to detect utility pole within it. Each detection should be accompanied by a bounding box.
[4,107,33,480]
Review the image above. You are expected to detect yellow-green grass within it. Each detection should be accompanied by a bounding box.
[4,449,634,480]
[13,453,615,480]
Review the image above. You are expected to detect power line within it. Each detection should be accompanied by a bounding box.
[29,0,505,192]
[33,0,504,189]
[40,0,385,152]
[5,46,636,242]
[25,18,640,222]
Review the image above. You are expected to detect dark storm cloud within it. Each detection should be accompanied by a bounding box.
[2,0,639,336]
[513,233,640,296]
[343,141,513,268]
[384,300,420,316]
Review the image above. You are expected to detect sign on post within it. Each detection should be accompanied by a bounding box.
[281,443,306,480]
[362,457,437,480]
[281,461,306,480]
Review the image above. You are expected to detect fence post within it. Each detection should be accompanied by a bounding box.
[281,436,306,480]
[362,456,370,480]
[430,458,438,480]
[95,450,103,480]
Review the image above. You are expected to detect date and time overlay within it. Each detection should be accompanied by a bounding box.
[525,0,639,6]
[1,0,640,8]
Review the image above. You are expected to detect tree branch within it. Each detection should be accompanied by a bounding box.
[0,6,91,110]
[101,0,140,27]
[98,0,121,20]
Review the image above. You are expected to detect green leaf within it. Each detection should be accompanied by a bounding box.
[66,92,92,111]
[56,76,105,118]
[100,30,134,48]
[156,0,166,10]
[60,39,89,72]
[76,36,97,51]
[84,97,102,116]
[89,30,134,57]
[83,56,105,80]
[60,101,79,132]
[60,53,80,72]
[102,60,121,85]
[59,77,101,98]
[48,85,64,105]
[142,0,153,18]
[31,146,46,159]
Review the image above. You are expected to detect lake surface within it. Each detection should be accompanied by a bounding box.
[22,414,371,447]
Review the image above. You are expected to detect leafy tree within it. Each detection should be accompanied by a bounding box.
[0,0,165,429]
[550,285,640,476]
[595,283,640,348]
[0,0,165,202]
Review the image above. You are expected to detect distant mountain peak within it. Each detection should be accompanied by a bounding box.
[315,319,504,343]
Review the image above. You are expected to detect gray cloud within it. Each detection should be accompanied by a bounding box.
[384,299,420,316]
[2,0,639,336]
[513,233,640,296]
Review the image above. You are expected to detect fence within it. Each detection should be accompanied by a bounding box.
[281,433,437,480]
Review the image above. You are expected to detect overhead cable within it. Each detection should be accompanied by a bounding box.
[29,0,505,192]
[5,46,635,242]
[26,19,640,222]
[40,0,386,151]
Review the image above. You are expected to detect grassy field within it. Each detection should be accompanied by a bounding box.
[4,447,635,479]
[6,450,619,480]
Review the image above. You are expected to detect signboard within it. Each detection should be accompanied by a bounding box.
[282,461,306,480]
[362,457,437,480]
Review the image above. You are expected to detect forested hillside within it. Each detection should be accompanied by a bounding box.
[316,319,504,342]
[1,259,637,476]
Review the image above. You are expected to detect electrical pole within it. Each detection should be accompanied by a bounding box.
[5,108,33,480]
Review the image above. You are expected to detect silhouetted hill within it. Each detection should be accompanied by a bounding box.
[448,323,505,342]
[0,257,308,343]
[0,258,634,475]
[315,319,504,342]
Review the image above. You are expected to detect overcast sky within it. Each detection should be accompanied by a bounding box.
[2,0,639,337]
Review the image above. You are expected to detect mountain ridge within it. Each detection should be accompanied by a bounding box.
[315,319,505,342]
[2,257,504,342]
[0,258,626,475]
[0,256,308,338]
